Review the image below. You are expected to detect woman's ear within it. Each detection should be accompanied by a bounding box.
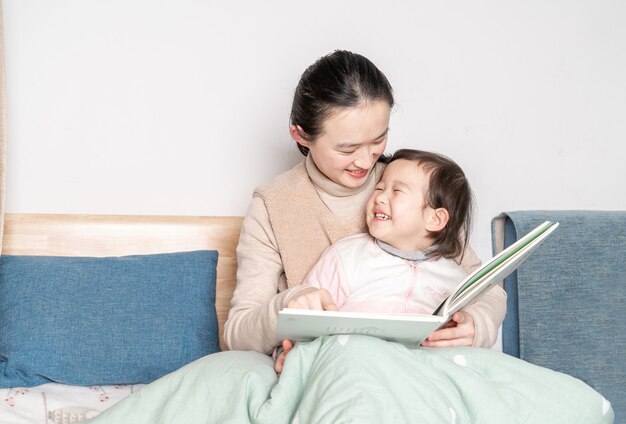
[290,125,310,148]
[426,207,450,232]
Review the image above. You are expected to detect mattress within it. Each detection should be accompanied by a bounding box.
[0,383,143,423]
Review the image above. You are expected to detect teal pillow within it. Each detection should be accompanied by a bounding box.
[0,250,219,388]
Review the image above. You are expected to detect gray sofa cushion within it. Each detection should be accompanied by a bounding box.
[492,210,625,423]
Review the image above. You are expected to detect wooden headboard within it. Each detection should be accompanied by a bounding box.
[1,213,243,350]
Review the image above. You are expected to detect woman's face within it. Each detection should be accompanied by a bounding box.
[296,100,391,189]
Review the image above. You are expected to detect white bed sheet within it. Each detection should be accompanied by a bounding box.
[0,383,143,424]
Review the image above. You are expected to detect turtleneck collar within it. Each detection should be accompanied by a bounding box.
[304,154,378,198]
[375,239,437,263]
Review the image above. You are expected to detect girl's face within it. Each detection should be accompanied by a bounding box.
[294,101,391,189]
[366,159,434,251]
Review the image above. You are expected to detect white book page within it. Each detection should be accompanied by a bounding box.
[443,221,559,316]
[277,309,446,347]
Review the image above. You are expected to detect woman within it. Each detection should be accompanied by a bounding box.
[224,50,506,355]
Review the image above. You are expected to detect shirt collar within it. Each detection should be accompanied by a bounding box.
[375,239,437,263]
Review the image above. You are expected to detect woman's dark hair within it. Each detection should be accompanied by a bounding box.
[290,50,394,156]
[389,149,474,260]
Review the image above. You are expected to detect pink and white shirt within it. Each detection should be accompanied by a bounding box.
[304,233,468,314]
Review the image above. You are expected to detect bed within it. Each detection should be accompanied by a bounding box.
[0,213,242,423]
[0,213,616,424]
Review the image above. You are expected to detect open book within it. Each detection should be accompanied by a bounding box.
[277,220,559,347]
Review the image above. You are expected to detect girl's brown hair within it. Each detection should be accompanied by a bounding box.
[389,149,474,260]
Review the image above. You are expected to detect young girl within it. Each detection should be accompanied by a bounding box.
[306,148,474,315]
[225,50,505,358]
[274,148,481,372]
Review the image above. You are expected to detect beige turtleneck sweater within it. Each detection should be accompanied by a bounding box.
[224,155,506,354]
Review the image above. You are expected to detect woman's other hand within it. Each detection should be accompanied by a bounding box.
[421,311,475,347]
[287,288,339,311]
[274,339,293,374]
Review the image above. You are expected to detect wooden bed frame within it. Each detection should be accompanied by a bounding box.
[1,213,244,350]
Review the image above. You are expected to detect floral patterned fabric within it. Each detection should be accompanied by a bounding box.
[0,383,143,424]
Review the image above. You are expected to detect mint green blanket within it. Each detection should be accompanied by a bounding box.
[88,335,613,423]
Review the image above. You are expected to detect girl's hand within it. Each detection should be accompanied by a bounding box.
[287,288,339,311]
[276,289,338,374]
[274,339,293,374]
[421,311,475,347]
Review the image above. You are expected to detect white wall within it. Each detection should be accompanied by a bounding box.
[4,0,626,262]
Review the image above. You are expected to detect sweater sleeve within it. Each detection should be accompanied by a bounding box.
[224,196,317,354]
[457,244,507,348]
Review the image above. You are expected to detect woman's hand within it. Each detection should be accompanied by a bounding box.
[287,288,339,311]
[274,339,293,374]
[421,311,475,347]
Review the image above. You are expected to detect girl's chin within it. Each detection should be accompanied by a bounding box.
[367,225,386,240]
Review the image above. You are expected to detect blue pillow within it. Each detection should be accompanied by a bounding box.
[0,250,219,388]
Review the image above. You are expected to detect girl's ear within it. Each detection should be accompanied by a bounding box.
[426,207,450,232]
[290,125,310,148]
